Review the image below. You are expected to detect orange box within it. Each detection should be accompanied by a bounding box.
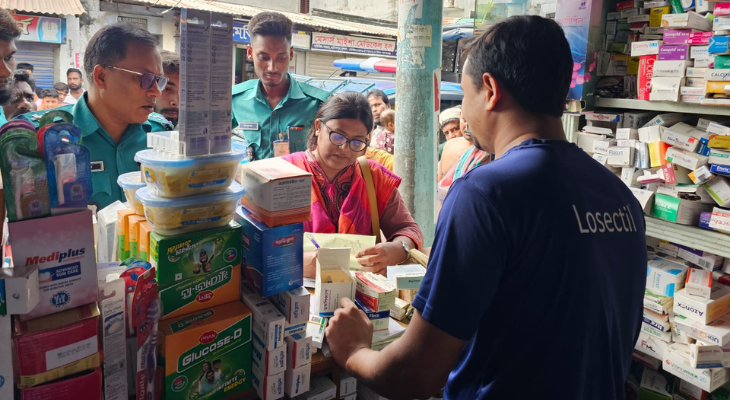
[138,221,152,262]
[128,215,146,260]
[117,209,136,261]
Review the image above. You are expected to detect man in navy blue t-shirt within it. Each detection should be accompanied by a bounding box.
[325,16,646,400]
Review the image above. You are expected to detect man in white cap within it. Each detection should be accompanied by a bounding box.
[438,106,463,160]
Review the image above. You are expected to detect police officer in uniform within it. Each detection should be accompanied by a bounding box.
[17,23,172,209]
[231,12,328,161]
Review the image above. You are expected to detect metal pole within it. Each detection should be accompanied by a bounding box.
[394,0,443,247]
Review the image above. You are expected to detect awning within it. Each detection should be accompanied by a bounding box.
[122,0,397,38]
[0,0,85,16]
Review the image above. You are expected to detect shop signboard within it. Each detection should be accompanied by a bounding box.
[233,21,311,50]
[12,14,65,44]
[118,16,148,31]
[311,32,396,57]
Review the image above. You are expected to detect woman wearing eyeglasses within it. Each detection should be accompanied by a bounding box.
[282,92,423,278]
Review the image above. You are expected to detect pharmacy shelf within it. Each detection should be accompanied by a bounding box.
[594,98,730,116]
[645,216,730,259]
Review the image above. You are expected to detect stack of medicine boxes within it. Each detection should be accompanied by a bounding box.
[704,2,730,106]
[120,10,253,400]
[237,156,313,400]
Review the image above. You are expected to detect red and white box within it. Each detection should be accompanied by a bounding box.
[686,268,713,299]
[20,367,101,400]
[354,272,397,313]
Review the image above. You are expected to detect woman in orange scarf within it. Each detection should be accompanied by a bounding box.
[282,92,423,278]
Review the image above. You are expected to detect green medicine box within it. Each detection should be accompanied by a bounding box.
[151,221,242,290]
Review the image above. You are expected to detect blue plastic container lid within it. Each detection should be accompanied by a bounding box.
[117,171,146,189]
[134,148,245,168]
[135,182,245,208]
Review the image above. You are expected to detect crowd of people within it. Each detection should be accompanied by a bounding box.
[0,6,648,400]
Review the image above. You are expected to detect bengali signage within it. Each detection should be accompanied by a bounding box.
[13,14,65,44]
[233,21,310,50]
[311,32,396,57]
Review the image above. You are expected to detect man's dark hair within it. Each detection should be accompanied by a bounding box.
[17,62,33,72]
[41,88,59,99]
[465,16,572,117]
[0,9,21,41]
[160,50,180,75]
[12,70,35,92]
[307,92,373,150]
[66,68,83,79]
[366,89,390,107]
[248,12,293,43]
[53,82,69,92]
[83,23,158,83]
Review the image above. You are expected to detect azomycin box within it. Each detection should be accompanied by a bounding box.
[675,286,730,324]
[646,257,689,297]
[9,210,98,321]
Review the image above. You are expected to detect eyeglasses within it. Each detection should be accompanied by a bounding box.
[102,65,168,91]
[323,123,368,152]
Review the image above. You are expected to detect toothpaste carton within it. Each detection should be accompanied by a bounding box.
[179,9,211,156]
[13,303,100,388]
[354,272,397,312]
[704,176,730,207]
[306,316,326,349]
[646,257,689,296]
[664,342,730,392]
[673,313,730,346]
[285,363,311,398]
[292,376,336,400]
[269,287,310,334]
[158,261,240,319]
[686,268,713,298]
[151,221,241,289]
[675,285,730,324]
[710,149,730,165]
[252,330,286,376]
[387,264,427,290]
[239,157,312,227]
[0,265,39,314]
[9,210,98,321]
[635,330,667,361]
[241,283,285,351]
[252,360,285,400]
[235,207,304,297]
[284,332,312,369]
[315,248,354,316]
[661,12,713,31]
[665,147,708,170]
[159,301,252,400]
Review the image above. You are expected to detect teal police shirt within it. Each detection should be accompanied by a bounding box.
[16,95,174,209]
[231,74,329,160]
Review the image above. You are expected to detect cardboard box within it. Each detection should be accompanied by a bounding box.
[687,76,708,86]
[665,147,708,170]
[632,40,661,56]
[592,139,615,155]
[640,125,663,142]
[639,368,673,400]
[635,330,667,360]
[269,287,310,333]
[292,376,336,400]
[690,165,715,184]
[354,272,397,312]
[664,29,691,45]
[706,69,730,82]
[651,193,713,225]
[607,146,635,167]
[659,46,690,61]
[179,9,211,156]
[13,303,100,388]
[707,122,730,136]
[664,343,730,392]
[159,301,252,400]
[252,362,285,400]
[646,257,689,296]
[285,363,311,398]
[650,76,684,101]
[709,36,730,55]
[674,313,730,346]
[715,16,730,31]
[306,316,325,349]
[661,12,713,31]
[20,367,101,400]
[710,207,730,233]
[644,291,673,315]
[638,55,658,100]
[689,32,714,45]
[138,221,152,262]
[241,283,285,351]
[715,55,730,69]
[9,210,98,321]
[662,123,702,152]
[687,341,730,368]
[252,330,286,376]
[692,45,711,59]
[630,188,655,214]
[711,164,730,176]
[648,141,667,167]
[315,248,354,317]
[710,134,730,150]
[642,321,672,341]
[354,297,389,332]
[686,268,713,298]
[0,265,39,314]
[240,158,312,227]
[675,286,730,324]
[677,245,724,270]
[704,176,730,207]
[235,207,304,297]
[617,128,640,139]
[710,149,730,165]
[151,222,241,289]
[386,264,427,290]
[285,332,312,369]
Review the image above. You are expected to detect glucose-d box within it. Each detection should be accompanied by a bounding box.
[0,265,39,315]
[9,210,98,321]
[240,157,312,227]
[675,285,730,324]
[646,257,689,296]
[686,268,713,298]
[242,283,285,350]
[252,330,286,376]
[665,147,708,170]
[269,286,310,331]
[285,332,312,369]
[315,248,354,317]
[285,363,311,397]
[387,264,427,290]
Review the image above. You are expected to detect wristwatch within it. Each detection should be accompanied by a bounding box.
[400,241,411,264]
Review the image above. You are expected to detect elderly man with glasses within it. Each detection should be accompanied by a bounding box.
[18,23,173,208]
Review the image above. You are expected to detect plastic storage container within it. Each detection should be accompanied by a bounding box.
[117,172,146,215]
[135,182,245,235]
[135,149,245,198]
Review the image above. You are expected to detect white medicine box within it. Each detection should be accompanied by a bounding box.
[315,248,354,317]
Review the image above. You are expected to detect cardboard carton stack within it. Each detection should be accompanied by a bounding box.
[702,2,730,106]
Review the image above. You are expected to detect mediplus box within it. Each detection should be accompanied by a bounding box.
[151,222,241,289]
[646,256,689,296]
[285,332,312,369]
[235,206,303,297]
[13,303,100,388]
[159,302,253,400]
[252,330,286,376]
[179,8,211,156]
[269,286,309,336]
[9,210,98,321]
[241,283,285,351]
[239,157,312,227]
[675,285,730,324]
[315,248,354,317]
